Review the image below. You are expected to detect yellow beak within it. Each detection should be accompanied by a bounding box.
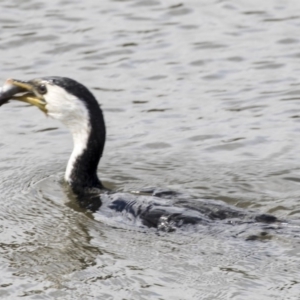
[11,80,47,113]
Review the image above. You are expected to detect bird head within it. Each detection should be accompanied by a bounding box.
[1,77,102,134]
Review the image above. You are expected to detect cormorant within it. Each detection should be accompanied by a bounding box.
[0,77,277,231]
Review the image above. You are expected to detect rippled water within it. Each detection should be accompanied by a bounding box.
[1,0,300,298]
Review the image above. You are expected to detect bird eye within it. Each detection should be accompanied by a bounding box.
[38,84,47,94]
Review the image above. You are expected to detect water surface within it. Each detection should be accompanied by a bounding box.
[1,0,300,299]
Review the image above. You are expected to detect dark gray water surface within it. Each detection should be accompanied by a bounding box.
[1,0,300,299]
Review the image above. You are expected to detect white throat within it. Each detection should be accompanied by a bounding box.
[42,84,92,183]
[65,127,90,183]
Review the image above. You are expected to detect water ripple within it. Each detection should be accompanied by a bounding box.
[1,0,300,298]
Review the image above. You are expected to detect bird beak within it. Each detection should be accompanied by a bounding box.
[9,79,47,113]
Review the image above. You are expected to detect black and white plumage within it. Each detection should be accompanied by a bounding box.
[40,77,106,190]
[0,77,278,230]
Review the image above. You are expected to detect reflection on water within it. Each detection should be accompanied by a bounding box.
[1,0,300,298]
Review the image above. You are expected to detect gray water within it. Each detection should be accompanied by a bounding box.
[1,0,300,299]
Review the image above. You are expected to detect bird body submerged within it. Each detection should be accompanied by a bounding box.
[0,76,278,231]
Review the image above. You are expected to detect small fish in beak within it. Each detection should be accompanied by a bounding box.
[0,79,27,106]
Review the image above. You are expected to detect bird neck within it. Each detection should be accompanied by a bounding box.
[65,108,106,194]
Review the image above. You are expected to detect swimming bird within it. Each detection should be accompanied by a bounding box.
[0,77,277,230]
